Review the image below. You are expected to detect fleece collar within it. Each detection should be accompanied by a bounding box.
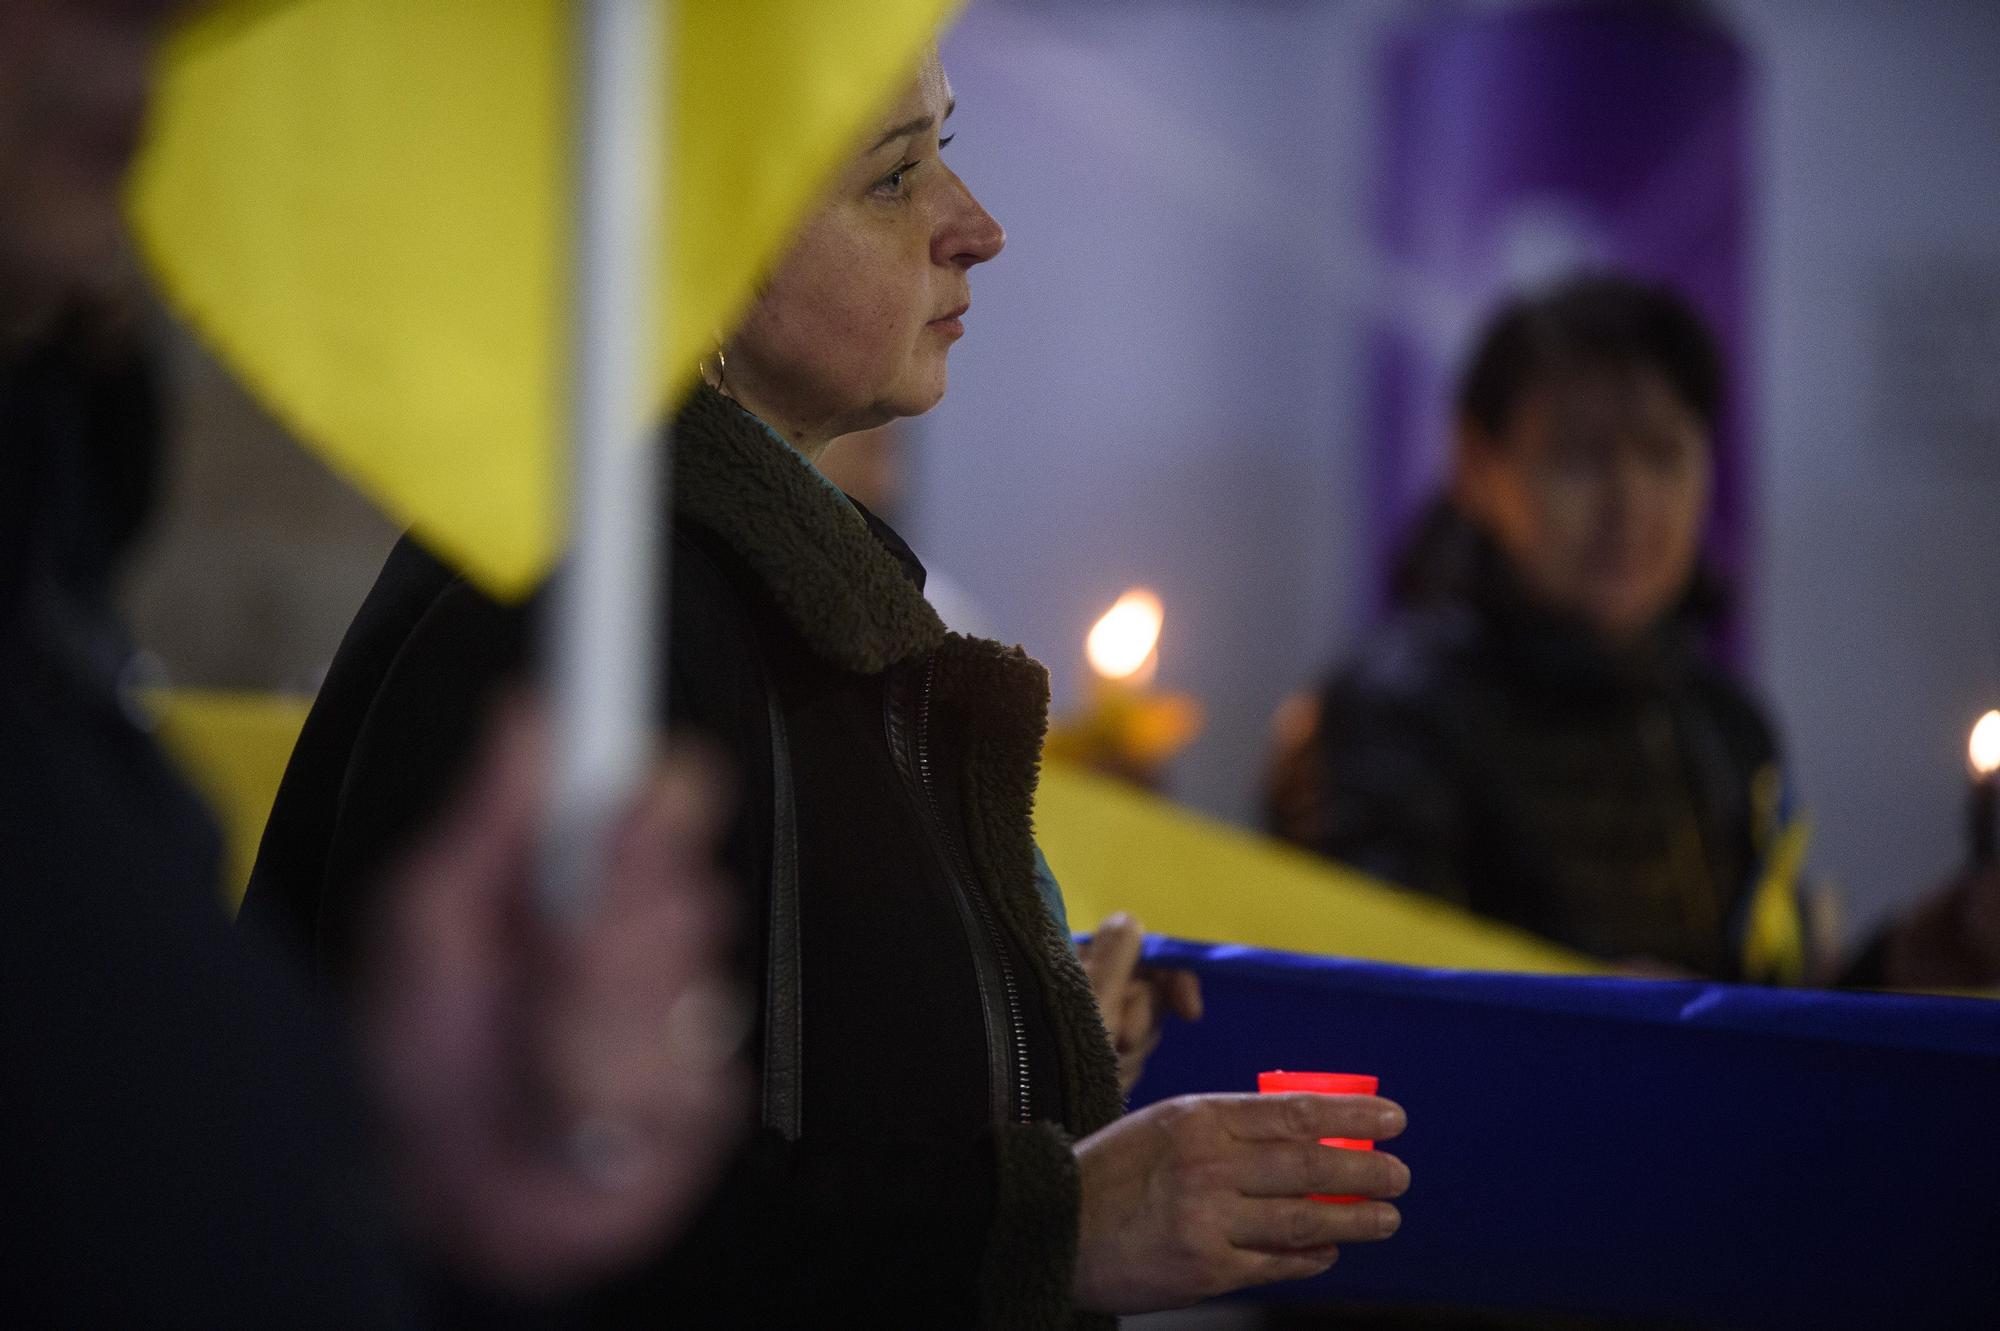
[672,386,1123,1142]
[671,384,947,675]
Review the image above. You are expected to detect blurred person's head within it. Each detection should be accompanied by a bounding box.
[0,0,183,341]
[1449,273,1723,645]
[711,50,1003,457]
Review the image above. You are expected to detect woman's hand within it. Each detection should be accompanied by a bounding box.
[1071,1091,1409,1315]
[360,704,746,1295]
[1079,912,1203,1094]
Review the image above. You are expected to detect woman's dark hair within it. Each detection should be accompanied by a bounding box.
[1455,272,1725,439]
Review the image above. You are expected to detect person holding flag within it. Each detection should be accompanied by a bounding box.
[247,47,1414,1327]
[0,0,744,1321]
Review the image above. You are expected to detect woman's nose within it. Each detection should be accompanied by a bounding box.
[1605,452,1667,529]
[935,172,1005,269]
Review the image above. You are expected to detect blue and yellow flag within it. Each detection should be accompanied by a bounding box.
[131,0,960,597]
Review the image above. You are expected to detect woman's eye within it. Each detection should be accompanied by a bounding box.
[938,133,955,151]
[873,161,920,198]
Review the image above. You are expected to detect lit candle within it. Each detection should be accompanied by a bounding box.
[1086,588,1164,690]
[1970,711,2000,867]
[1257,1071,1381,1204]
[1045,588,1200,789]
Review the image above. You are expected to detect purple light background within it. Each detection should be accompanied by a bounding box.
[1368,4,1753,659]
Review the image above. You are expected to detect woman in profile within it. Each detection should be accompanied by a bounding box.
[245,49,1414,1328]
[1266,274,1802,981]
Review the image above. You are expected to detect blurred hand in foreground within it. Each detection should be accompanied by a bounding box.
[359,704,745,1295]
[1072,1091,1409,1315]
[1079,912,1203,1095]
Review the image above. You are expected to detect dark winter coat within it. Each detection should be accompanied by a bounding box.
[242,384,1124,1328]
[1265,516,1783,979]
[0,326,415,1326]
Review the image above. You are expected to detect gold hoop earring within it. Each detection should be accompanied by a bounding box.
[703,339,730,398]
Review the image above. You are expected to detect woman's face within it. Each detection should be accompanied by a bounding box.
[722,55,1004,449]
[1456,364,1712,643]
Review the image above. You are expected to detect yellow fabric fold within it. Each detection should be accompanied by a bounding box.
[151,687,1596,972]
[1037,762,1602,975]
[148,689,314,908]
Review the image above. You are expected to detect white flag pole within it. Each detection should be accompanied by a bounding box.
[543,0,670,920]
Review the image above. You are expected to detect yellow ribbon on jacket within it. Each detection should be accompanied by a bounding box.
[1741,763,1811,985]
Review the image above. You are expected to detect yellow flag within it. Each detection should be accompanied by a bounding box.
[131,0,960,598]
[1037,762,1603,976]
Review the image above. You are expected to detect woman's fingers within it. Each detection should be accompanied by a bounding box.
[1237,1246,1342,1286]
[593,743,729,919]
[1115,976,1157,1049]
[1158,967,1204,1022]
[1082,913,1144,996]
[365,706,747,1296]
[1115,1027,1162,1096]
[391,695,545,937]
[1233,1139,1410,1201]
[538,888,729,1109]
[1225,1196,1402,1253]
[1221,1091,1407,1145]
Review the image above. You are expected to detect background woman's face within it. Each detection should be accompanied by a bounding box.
[1459,364,1713,643]
[724,56,1005,444]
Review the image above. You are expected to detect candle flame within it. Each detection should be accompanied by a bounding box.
[1972,711,2000,778]
[1086,588,1164,683]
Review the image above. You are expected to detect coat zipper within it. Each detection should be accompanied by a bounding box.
[897,655,1033,1125]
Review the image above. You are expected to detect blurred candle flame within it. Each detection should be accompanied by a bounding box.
[1087,588,1164,684]
[1971,710,2000,778]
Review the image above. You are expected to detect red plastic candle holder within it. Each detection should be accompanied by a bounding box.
[1258,1070,1380,1203]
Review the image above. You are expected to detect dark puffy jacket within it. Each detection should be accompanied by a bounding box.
[242,385,1123,1329]
[1265,513,1785,979]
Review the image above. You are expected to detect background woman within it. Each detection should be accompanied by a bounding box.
[1265,273,1794,979]
[244,51,1411,1326]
